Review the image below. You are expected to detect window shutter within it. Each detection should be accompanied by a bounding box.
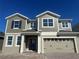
[11,21,14,29]
[19,21,22,28]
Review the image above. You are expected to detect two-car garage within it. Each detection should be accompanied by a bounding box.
[44,38,76,53]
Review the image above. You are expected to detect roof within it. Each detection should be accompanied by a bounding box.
[5,13,29,19]
[36,11,61,18]
[57,32,79,36]
[21,30,40,35]
[59,19,72,22]
[29,19,36,22]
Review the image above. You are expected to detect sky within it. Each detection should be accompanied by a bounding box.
[0,0,79,32]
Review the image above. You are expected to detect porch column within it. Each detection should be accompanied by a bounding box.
[38,35,41,53]
[20,35,24,53]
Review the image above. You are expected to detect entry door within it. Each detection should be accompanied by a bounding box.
[29,39,37,51]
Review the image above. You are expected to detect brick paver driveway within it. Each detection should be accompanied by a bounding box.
[0,53,79,59]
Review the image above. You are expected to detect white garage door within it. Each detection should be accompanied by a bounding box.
[44,38,75,53]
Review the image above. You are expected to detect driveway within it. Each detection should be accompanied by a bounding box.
[0,53,79,59]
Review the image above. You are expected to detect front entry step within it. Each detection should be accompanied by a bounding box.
[23,50,37,54]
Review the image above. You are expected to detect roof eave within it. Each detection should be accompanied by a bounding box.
[57,32,79,36]
[59,19,72,22]
[36,11,61,18]
[5,13,29,19]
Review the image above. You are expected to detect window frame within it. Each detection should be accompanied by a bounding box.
[42,18,54,28]
[62,22,69,28]
[15,35,21,47]
[13,20,21,29]
[31,22,36,29]
[5,35,14,47]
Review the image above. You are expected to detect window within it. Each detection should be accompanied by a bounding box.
[11,20,21,29]
[16,36,21,46]
[31,22,36,29]
[62,22,68,27]
[6,36,13,47]
[43,19,53,27]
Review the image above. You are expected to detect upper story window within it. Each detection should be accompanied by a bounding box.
[43,19,53,27]
[62,22,68,27]
[11,20,21,29]
[31,22,36,29]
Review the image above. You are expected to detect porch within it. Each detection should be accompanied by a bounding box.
[20,30,41,53]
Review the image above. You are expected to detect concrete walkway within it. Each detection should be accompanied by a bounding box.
[0,53,79,59]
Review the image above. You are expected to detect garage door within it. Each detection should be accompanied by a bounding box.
[44,38,75,53]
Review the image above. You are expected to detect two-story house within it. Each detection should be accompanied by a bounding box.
[2,11,79,54]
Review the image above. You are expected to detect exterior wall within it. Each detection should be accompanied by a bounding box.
[27,22,31,30]
[59,22,72,31]
[23,36,38,53]
[6,15,27,33]
[37,14,59,32]
[76,36,79,53]
[40,32,77,53]
[2,33,20,54]
[40,32,57,53]
[3,12,79,54]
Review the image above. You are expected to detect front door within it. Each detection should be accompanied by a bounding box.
[29,39,37,51]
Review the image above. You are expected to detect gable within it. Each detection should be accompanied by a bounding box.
[36,11,61,18]
[5,13,29,20]
[38,13,58,18]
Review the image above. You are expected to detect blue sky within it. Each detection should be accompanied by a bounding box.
[0,0,79,32]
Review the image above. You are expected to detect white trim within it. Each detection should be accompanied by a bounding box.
[61,22,70,29]
[13,20,21,29]
[5,13,29,19]
[15,35,21,47]
[5,33,21,35]
[42,36,76,38]
[36,11,61,18]
[24,20,27,30]
[57,19,60,32]
[37,18,39,31]
[5,35,14,47]
[13,26,20,29]
[74,37,78,53]
[5,20,8,33]
[42,18,54,28]
[20,35,24,53]
[41,32,57,35]
[13,20,21,21]
[38,35,41,53]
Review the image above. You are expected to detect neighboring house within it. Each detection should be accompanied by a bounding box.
[72,23,79,32]
[2,11,79,54]
[0,32,4,52]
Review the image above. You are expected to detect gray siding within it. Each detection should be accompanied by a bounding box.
[2,34,20,54]
[59,22,72,31]
[38,14,59,32]
[6,15,27,33]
